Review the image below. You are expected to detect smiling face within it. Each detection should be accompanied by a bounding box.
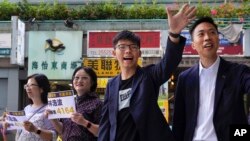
[191,22,219,60]
[112,39,141,71]
[73,69,92,96]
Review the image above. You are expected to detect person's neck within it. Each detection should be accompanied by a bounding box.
[32,99,44,108]
[121,68,136,80]
[77,90,89,97]
[200,56,218,68]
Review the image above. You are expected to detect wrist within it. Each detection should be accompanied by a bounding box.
[86,121,92,129]
[35,128,41,135]
[169,31,180,38]
[51,119,59,123]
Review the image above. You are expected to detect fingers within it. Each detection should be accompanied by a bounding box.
[185,6,196,20]
[179,4,196,18]
[71,113,81,120]
[23,121,36,132]
[178,4,196,25]
[179,3,190,13]
[3,122,9,129]
[72,112,81,116]
[44,109,52,118]
[71,113,85,125]
[166,6,173,19]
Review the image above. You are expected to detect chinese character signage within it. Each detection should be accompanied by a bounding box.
[28,31,83,79]
[87,30,161,57]
[181,30,243,55]
[47,90,76,119]
[97,78,109,88]
[5,111,26,130]
[83,58,142,77]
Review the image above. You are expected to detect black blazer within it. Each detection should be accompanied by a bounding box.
[172,57,250,141]
[98,37,186,141]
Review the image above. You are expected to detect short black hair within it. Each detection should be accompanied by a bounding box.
[112,30,141,48]
[72,66,97,92]
[189,17,218,39]
[27,73,50,104]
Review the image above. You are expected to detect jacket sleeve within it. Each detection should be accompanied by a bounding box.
[241,65,250,93]
[146,36,186,87]
[97,82,110,141]
[172,73,186,141]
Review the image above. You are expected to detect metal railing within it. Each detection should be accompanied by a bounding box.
[0,18,250,32]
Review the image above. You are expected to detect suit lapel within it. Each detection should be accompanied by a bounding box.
[214,58,228,113]
[130,68,143,106]
[193,65,200,118]
[109,75,120,123]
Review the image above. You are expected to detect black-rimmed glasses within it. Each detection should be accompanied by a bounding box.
[116,44,139,51]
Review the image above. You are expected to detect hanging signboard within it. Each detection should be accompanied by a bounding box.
[87,30,162,57]
[83,58,142,77]
[28,31,83,80]
[11,16,26,66]
[0,33,11,56]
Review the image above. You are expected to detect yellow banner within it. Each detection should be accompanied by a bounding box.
[83,58,142,77]
[97,78,109,88]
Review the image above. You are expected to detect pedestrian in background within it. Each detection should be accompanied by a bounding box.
[172,16,250,141]
[2,73,57,141]
[98,4,196,141]
[47,66,103,141]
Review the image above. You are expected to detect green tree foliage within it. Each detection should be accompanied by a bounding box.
[0,0,249,21]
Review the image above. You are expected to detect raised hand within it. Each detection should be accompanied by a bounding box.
[166,4,196,34]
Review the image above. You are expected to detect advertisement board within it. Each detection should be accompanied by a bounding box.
[0,33,11,56]
[87,30,161,57]
[83,58,142,77]
[28,31,83,79]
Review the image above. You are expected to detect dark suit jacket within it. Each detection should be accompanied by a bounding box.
[98,37,186,141]
[172,57,250,141]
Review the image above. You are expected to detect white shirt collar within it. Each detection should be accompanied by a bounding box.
[199,57,220,75]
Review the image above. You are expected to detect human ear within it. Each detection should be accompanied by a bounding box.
[112,50,117,58]
[191,42,196,50]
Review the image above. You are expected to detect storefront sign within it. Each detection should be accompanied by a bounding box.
[83,58,142,77]
[181,30,243,55]
[11,17,25,66]
[0,48,11,55]
[87,30,161,57]
[97,78,109,88]
[28,31,83,80]
[0,33,11,56]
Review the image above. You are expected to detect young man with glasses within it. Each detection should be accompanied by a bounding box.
[98,4,196,141]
